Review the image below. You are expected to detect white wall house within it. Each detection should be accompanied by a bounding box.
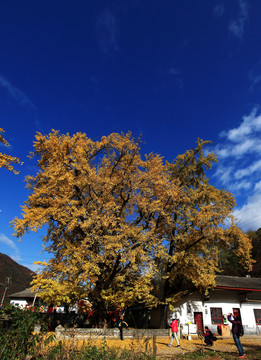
[170,275,261,336]
[8,288,78,313]
[8,288,36,308]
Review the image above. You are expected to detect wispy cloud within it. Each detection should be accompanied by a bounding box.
[234,159,261,179]
[21,262,43,272]
[168,67,184,89]
[96,8,119,58]
[213,1,224,18]
[229,0,248,38]
[0,233,21,261]
[0,74,41,129]
[213,107,261,231]
[249,71,261,92]
[0,232,43,271]
[233,192,261,231]
[0,75,36,111]
[217,108,261,152]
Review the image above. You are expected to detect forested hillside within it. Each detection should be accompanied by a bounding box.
[0,253,35,304]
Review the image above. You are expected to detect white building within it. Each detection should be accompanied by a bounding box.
[8,288,36,308]
[8,288,77,313]
[170,275,261,336]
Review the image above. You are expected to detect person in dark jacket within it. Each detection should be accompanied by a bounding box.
[117,314,128,340]
[202,326,214,346]
[228,313,245,358]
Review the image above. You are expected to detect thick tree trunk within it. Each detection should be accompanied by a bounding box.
[158,276,171,328]
[91,299,108,328]
[159,303,169,328]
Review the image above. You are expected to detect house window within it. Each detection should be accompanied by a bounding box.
[254,309,261,324]
[210,307,223,324]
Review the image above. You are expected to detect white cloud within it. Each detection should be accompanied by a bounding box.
[229,0,248,38]
[230,138,256,157]
[234,192,261,231]
[228,180,252,192]
[21,262,43,272]
[213,144,231,159]
[214,164,233,185]
[235,159,261,179]
[215,138,259,159]
[0,233,17,250]
[216,108,261,160]
[213,107,261,231]
[254,180,261,192]
[226,121,252,142]
[221,108,260,141]
[0,233,21,261]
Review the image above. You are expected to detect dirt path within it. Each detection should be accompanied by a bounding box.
[153,336,261,359]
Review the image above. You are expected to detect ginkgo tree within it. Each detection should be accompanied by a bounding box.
[0,128,21,174]
[12,130,180,325]
[154,139,253,327]
[12,132,252,327]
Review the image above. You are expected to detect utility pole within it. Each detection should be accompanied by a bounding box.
[32,289,38,307]
[0,277,11,307]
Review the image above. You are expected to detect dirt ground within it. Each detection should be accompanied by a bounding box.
[83,335,261,359]
[154,336,261,359]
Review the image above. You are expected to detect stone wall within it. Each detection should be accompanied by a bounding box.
[55,326,170,340]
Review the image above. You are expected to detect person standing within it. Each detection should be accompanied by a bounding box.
[117,308,128,341]
[168,317,180,348]
[228,313,245,358]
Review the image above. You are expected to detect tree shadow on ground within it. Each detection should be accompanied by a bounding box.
[203,344,261,360]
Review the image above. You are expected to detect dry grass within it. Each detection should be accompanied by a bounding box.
[42,334,261,359]
[62,336,261,350]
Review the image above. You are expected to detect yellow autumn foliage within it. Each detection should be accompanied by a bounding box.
[12,132,252,326]
[0,128,22,174]
[155,139,253,325]
[13,131,181,323]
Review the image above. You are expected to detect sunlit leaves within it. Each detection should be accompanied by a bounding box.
[12,133,252,325]
[0,128,22,174]
[13,131,180,316]
[158,139,253,307]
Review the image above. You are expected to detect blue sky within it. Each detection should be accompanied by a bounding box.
[1,0,261,271]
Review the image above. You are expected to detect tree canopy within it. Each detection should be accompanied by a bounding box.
[0,128,21,174]
[12,131,253,326]
[153,139,252,325]
[247,228,261,277]
[219,227,261,278]
[13,131,181,323]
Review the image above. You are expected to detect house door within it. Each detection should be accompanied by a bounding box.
[233,308,241,320]
[194,312,203,333]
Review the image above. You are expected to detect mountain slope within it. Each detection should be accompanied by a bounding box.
[0,253,35,304]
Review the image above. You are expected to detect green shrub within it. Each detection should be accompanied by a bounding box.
[0,304,49,360]
[0,305,155,359]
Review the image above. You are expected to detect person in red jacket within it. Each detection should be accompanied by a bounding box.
[168,318,180,348]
